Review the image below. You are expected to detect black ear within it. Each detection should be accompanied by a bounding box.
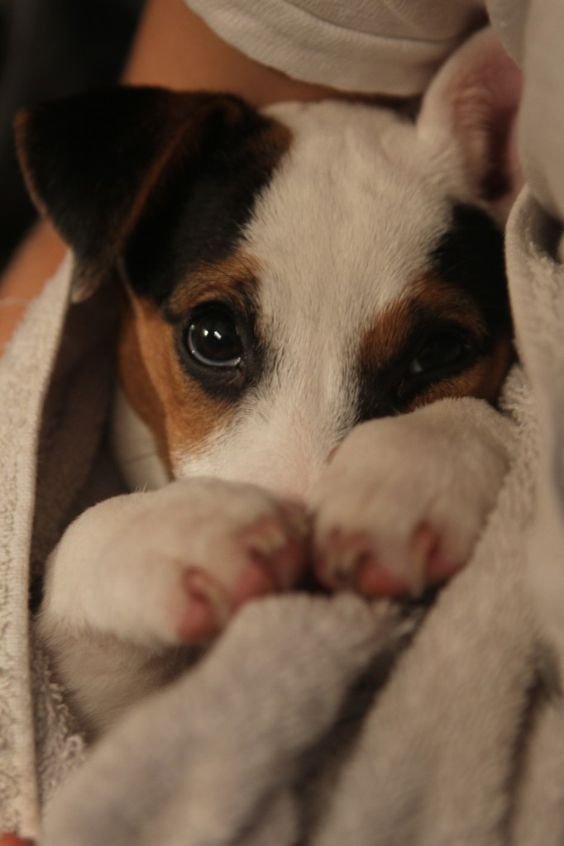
[15,87,282,300]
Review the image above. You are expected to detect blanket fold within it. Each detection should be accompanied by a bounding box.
[42,598,411,846]
[1,189,564,844]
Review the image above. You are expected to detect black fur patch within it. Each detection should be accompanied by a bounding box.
[16,87,290,303]
[16,87,188,264]
[124,107,286,306]
[430,203,510,333]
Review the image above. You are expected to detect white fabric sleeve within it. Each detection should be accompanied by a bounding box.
[185,0,486,96]
[489,0,564,224]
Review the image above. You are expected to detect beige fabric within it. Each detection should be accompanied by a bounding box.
[0,259,121,839]
[0,258,76,839]
[517,0,564,222]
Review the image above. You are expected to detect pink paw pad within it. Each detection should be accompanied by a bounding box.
[353,557,412,597]
[232,559,278,609]
[413,523,461,584]
[316,524,461,598]
[176,507,309,642]
[316,528,410,597]
[238,510,309,590]
[177,570,225,642]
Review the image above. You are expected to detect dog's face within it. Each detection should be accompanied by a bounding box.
[16,33,520,499]
[116,101,512,498]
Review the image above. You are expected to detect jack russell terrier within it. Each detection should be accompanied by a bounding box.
[16,29,520,736]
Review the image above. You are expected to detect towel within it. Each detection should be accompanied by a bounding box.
[1,185,563,844]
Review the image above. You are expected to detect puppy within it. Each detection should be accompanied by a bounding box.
[16,30,520,736]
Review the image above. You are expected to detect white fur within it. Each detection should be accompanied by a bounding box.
[112,387,170,490]
[172,101,452,494]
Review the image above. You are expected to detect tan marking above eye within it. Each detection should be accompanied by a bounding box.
[358,273,513,410]
[358,275,486,371]
[167,252,260,317]
[409,275,487,336]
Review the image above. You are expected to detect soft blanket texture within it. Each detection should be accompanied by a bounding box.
[0,184,563,844]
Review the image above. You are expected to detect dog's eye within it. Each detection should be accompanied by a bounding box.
[408,331,474,377]
[186,305,243,368]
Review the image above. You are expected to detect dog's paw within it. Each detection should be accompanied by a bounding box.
[43,479,309,648]
[311,399,513,598]
[166,483,309,642]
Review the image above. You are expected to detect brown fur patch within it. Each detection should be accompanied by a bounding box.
[358,297,411,371]
[359,274,513,412]
[167,252,260,317]
[117,294,236,468]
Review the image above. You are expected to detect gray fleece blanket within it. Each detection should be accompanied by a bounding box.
[0,188,563,845]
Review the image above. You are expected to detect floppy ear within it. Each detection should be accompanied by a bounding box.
[15,87,275,300]
[417,28,522,223]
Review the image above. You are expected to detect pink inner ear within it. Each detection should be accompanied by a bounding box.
[418,28,523,214]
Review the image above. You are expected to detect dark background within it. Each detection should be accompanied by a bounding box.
[0,0,145,271]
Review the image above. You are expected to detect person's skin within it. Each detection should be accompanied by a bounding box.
[0,0,359,352]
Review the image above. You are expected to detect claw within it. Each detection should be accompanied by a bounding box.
[314,523,457,599]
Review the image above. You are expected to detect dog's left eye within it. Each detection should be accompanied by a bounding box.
[185,305,244,368]
[408,331,475,378]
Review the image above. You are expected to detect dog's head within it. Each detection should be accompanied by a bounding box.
[16,29,520,497]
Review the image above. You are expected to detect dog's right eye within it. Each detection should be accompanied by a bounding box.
[185,304,244,369]
[177,300,262,400]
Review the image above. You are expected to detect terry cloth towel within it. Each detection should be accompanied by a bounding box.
[1,186,564,845]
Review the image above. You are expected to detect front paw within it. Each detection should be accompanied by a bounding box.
[42,479,309,648]
[311,399,513,597]
[168,482,309,642]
